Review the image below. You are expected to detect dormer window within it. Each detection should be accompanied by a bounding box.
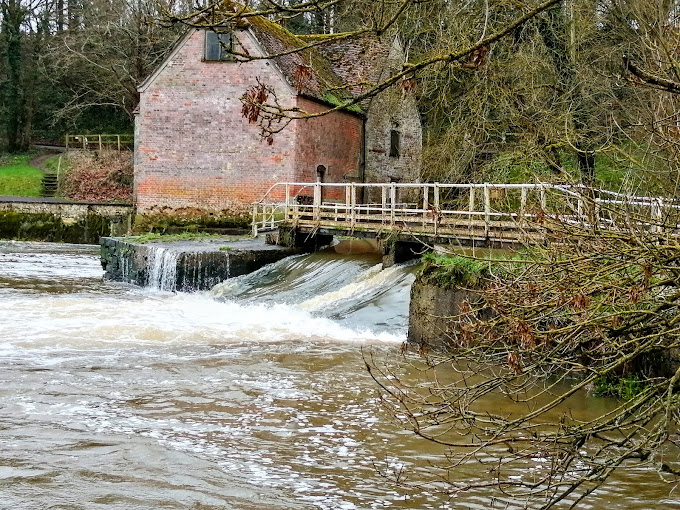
[204,30,233,61]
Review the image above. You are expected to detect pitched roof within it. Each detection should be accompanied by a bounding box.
[214,1,387,112]
[142,1,391,113]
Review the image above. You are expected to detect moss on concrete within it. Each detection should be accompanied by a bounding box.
[0,210,113,244]
[419,253,492,289]
[132,213,250,235]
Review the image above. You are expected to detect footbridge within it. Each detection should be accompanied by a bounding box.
[252,181,680,248]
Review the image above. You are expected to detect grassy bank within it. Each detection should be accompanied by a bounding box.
[0,153,43,197]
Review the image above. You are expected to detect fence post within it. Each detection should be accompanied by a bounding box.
[98,134,103,152]
[351,183,357,228]
[381,185,387,224]
[83,136,86,150]
[520,187,527,223]
[117,135,121,152]
[654,198,664,234]
[65,135,69,151]
[434,183,440,235]
[469,186,475,234]
[484,183,491,238]
[281,184,288,222]
[313,182,321,221]
[390,183,397,225]
[252,204,258,236]
[540,187,547,212]
[422,184,429,227]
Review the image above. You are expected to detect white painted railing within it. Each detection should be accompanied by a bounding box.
[252,182,680,241]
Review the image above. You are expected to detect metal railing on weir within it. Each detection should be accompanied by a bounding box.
[252,181,680,243]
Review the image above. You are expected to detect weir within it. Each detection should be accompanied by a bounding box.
[101,236,308,292]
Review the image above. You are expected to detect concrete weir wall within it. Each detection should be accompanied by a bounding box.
[0,199,133,243]
[101,237,302,292]
[408,279,473,349]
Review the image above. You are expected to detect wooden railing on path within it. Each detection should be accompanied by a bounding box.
[252,182,680,244]
[65,134,133,151]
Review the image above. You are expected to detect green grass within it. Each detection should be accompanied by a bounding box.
[419,253,492,289]
[594,374,645,400]
[0,154,43,197]
[125,232,252,244]
[44,154,68,175]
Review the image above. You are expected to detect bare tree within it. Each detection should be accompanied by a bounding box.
[43,0,184,124]
[365,3,680,506]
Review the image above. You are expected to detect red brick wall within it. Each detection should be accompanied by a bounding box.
[135,28,299,216]
[294,97,363,201]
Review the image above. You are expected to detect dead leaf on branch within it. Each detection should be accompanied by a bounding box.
[571,293,591,311]
[292,64,314,94]
[241,79,269,124]
[513,319,537,349]
[507,351,523,374]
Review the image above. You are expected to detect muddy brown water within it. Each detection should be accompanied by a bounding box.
[0,241,677,509]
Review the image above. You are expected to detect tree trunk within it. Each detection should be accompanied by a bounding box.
[539,4,595,184]
[1,0,27,151]
[57,0,64,31]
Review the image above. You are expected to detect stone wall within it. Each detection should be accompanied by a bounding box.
[408,278,480,350]
[0,200,132,243]
[363,38,422,203]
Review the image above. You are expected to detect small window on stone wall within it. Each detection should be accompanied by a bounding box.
[390,129,400,158]
[204,30,233,61]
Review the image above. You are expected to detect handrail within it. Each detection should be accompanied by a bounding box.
[65,134,133,151]
[251,181,680,239]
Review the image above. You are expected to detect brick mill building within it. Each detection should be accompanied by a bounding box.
[134,8,422,218]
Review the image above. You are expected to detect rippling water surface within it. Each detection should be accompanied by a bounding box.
[0,241,677,509]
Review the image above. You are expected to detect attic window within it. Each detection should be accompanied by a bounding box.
[389,129,400,158]
[204,30,233,61]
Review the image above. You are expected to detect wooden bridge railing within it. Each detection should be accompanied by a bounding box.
[65,134,133,151]
[252,182,680,242]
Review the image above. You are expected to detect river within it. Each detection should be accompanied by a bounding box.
[0,241,677,509]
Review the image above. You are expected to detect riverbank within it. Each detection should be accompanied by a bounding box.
[0,198,132,243]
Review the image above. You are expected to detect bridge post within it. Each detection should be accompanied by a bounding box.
[434,183,440,235]
[381,186,387,225]
[422,185,429,228]
[484,183,490,238]
[284,184,290,221]
[350,184,356,228]
[313,183,321,221]
[252,204,259,236]
[540,187,547,212]
[469,187,475,222]
[390,184,396,225]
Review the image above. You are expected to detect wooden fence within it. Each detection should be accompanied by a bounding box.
[65,134,133,151]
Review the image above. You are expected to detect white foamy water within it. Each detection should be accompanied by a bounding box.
[0,291,404,349]
[148,246,180,291]
[0,242,408,350]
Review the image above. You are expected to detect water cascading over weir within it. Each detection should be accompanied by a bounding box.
[100,236,308,292]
